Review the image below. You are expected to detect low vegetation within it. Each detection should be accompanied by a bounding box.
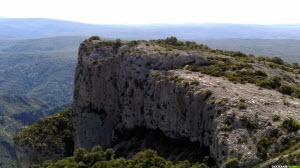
[33,147,209,168]
[224,158,239,168]
[255,118,300,162]
[272,115,280,122]
[256,137,277,160]
[89,36,101,40]
[237,103,247,109]
[81,37,124,52]
[281,118,300,132]
[145,37,300,100]
[14,109,73,155]
[254,137,300,166]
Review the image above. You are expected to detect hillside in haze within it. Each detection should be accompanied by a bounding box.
[0,36,85,104]
[0,36,84,167]
[196,39,300,63]
[3,18,300,40]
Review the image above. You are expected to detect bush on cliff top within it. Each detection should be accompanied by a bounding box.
[224,158,239,168]
[14,108,73,155]
[148,37,300,98]
[281,118,300,132]
[89,36,101,40]
[33,147,209,168]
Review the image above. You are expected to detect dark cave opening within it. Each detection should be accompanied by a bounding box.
[112,126,214,165]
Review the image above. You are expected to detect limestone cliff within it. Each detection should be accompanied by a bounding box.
[72,39,300,167]
[15,38,300,168]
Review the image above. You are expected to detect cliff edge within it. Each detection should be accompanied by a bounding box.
[72,37,300,167]
[15,37,300,167]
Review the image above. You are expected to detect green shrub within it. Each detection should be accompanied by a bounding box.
[168,75,184,83]
[220,125,233,131]
[224,158,239,168]
[149,72,160,78]
[182,80,190,86]
[105,148,115,160]
[92,145,103,153]
[232,51,247,57]
[256,137,277,160]
[165,36,178,46]
[200,66,224,77]
[257,56,270,62]
[42,160,52,167]
[129,40,138,46]
[74,148,88,162]
[14,109,74,155]
[239,98,245,103]
[272,115,280,122]
[205,89,213,96]
[256,76,281,89]
[281,118,300,132]
[128,149,166,168]
[37,147,212,168]
[291,89,300,98]
[271,57,284,65]
[245,120,258,130]
[267,62,278,69]
[237,103,247,109]
[292,62,300,69]
[190,80,200,85]
[89,36,101,40]
[83,152,105,167]
[114,39,122,49]
[186,65,201,72]
[226,70,261,84]
[192,163,208,168]
[254,70,268,77]
[278,84,294,95]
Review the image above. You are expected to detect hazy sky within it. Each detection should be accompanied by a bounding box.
[1,0,300,24]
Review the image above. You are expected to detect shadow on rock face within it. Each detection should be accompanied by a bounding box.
[112,126,214,165]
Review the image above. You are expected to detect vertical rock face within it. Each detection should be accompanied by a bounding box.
[72,40,225,164]
[73,40,300,167]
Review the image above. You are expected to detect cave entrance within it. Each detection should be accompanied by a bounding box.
[111,126,214,165]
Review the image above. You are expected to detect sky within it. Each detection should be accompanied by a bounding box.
[1,0,300,25]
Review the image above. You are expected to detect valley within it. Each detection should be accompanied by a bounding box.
[0,36,84,167]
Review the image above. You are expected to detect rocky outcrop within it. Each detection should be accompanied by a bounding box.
[72,40,212,149]
[72,39,300,167]
[15,38,300,167]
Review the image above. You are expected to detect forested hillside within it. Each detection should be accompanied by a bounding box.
[0,36,84,167]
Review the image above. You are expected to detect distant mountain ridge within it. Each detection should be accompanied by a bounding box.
[196,39,300,63]
[2,18,300,40]
[0,36,85,104]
